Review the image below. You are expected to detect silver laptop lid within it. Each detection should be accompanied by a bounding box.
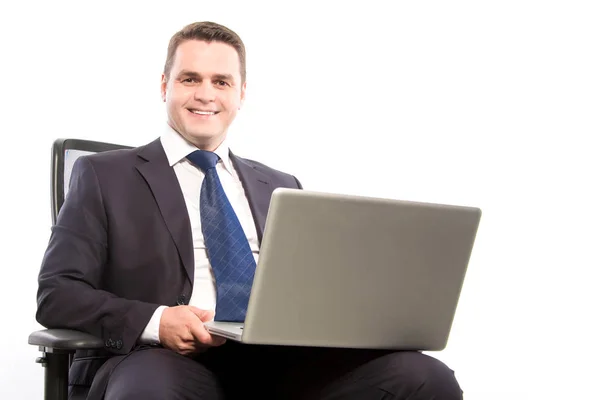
[243,188,481,350]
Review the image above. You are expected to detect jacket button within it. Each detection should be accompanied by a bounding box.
[105,339,114,348]
[116,340,123,350]
[177,295,186,305]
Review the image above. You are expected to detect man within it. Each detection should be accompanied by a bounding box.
[36,21,463,399]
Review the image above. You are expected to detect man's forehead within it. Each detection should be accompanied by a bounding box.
[172,40,241,77]
[175,40,238,63]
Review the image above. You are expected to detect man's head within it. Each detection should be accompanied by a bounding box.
[161,21,247,151]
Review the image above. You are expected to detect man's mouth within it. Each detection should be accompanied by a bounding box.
[188,109,219,116]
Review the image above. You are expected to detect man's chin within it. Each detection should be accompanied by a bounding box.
[181,130,225,150]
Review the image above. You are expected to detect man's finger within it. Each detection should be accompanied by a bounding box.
[189,307,215,322]
[190,322,226,346]
[211,335,227,346]
[190,321,211,343]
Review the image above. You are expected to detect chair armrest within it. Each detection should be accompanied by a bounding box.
[29,329,104,351]
[29,329,103,400]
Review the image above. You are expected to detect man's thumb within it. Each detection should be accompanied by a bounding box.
[189,307,215,322]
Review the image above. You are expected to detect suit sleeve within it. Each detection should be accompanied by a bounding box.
[36,156,159,354]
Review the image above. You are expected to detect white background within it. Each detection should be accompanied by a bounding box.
[1,1,599,399]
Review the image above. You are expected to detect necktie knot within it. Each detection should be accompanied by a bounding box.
[187,150,219,172]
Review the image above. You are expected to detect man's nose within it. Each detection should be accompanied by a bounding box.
[194,81,216,102]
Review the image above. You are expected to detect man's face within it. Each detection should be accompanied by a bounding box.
[161,40,245,150]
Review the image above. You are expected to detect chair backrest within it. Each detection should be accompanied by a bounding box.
[51,138,133,224]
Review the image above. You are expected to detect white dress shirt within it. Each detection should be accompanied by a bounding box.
[139,125,260,344]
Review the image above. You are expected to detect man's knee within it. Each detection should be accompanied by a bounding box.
[380,351,463,399]
[106,379,171,400]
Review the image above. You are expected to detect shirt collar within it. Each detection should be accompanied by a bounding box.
[160,124,234,175]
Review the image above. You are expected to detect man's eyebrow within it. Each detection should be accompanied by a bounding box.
[213,73,235,82]
[177,70,201,79]
[177,70,235,82]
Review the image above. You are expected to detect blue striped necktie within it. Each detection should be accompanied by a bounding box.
[187,150,257,322]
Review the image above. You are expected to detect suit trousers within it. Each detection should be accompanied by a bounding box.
[99,341,463,400]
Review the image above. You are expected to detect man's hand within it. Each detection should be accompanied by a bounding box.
[159,306,226,355]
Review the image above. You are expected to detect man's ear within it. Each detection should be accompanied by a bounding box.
[161,74,168,102]
[239,81,247,109]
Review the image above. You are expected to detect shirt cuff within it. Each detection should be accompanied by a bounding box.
[138,305,168,345]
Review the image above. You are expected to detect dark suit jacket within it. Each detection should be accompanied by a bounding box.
[36,138,302,398]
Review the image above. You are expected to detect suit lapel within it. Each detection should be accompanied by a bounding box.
[132,140,274,285]
[135,139,194,285]
[230,152,273,244]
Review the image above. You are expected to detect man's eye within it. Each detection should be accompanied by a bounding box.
[216,80,228,86]
[181,78,197,84]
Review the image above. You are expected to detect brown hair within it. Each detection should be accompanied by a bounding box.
[163,21,246,83]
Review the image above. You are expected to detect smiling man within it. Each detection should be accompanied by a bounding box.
[162,38,245,151]
[36,22,463,399]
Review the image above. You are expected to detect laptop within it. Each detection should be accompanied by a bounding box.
[204,188,481,351]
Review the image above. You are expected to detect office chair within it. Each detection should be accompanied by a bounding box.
[29,138,133,400]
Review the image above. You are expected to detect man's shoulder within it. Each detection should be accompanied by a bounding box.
[80,139,160,168]
[232,153,303,189]
[84,147,136,163]
[234,154,295,179]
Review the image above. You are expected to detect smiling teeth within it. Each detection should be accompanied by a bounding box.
[191,110,216,115]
